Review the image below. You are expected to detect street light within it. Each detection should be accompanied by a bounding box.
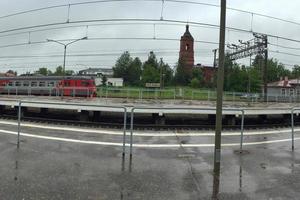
[46,36,87,97]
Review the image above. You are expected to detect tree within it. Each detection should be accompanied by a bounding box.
[35,67,52,76]
[101,75,107,86]
[253,56,291,83]
[54,66,64,76]
[113,51,142,86]
[127,57,142,86]
[141,52,160,85]
[191,78,200,88]
[174,58,191,86]
[65,70,74,76]
[292,65,300,79]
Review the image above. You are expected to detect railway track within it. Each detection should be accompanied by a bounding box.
[0,112,293,131]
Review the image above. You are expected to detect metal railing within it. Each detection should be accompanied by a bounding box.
[0,98,295,155]
[129,107,245,157]
[15,100,128,156]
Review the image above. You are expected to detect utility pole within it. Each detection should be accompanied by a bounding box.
[263,36,268,102]
[160,58,163,90]
[212,0,226,199]
[212,49,218,88]
[47,37,87,97]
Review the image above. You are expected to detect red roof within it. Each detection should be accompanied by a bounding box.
[267,79,300,88]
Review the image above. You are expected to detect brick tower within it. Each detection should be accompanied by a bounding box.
[179,24,194,73]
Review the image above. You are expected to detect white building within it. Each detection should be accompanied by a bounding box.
[95,77,123,87]
[267,77,300,97]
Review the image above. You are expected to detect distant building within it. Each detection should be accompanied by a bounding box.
[0,72,16,77]
[179,25,194,74]
[267,77,300,97]
[78,68,113,77]
[94,77,123,87]
[178,25,216,84]
[195,64,216,83]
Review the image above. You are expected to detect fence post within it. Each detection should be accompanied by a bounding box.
[17,101,22,149]
[130,108,134,158]
[122,108,127,157]
[291,109,295,151]
[105,88,108,99]
[240,110,245,152]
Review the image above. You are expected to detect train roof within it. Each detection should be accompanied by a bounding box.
[0,76,94,81]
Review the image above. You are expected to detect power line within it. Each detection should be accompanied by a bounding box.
[0,36,218,49]
[1,0,300,28]
[270,50,300,57]
[269,43,300,50]
[0,18,300,47]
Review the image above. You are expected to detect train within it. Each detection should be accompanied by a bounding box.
[0,76,97,97]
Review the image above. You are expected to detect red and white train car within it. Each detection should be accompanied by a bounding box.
[0,76,97,97]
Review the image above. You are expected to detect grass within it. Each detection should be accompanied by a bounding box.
[96,86,254,102]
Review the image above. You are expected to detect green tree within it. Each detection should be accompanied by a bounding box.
[190,78,200,88]
[127,57,142,86]
[54,66,64,76]
[35,67,52,76]
[174,58,191,86]
[113,51,142,86]
[65,70,74,76]
[157,58,173,87]
[101,75,107,86]
[253,56,291,83]
[141,52,160,85]
[292,65,300,79]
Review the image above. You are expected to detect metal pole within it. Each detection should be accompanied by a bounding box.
[17,101,21,149]
[240,110,245,152]
[263,36,268,102]
[130,108,134,158]
[122,108,127,157]
[62,45,67,98]
[213,0,226,199]
[291,109,295,151]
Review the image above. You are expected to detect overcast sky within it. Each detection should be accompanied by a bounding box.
[0,0,300,74]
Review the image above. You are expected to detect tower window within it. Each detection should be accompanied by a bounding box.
[185,44,190,51]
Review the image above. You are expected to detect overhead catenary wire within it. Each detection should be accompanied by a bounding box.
[1,0,300,28]
[0,18,300,47]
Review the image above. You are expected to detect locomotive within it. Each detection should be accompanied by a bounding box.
[0,76,97,97]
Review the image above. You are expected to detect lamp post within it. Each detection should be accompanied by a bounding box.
[47,37,87,97]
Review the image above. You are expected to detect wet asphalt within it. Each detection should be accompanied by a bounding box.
[0,122,299,200]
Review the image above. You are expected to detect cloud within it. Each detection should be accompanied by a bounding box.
[0,0,299,73]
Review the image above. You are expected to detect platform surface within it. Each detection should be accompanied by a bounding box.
[0,119,300,199]
[0,95,299,116]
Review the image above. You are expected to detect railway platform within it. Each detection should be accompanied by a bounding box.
[0,96,298,128]
[0,118,299,199]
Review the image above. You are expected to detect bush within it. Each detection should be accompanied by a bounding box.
[191,78,200,88]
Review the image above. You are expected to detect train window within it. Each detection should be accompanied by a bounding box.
[81,81,89,86]
[31,82,37,87]
[48,82,55,87]
[0,82,6,86]
[15,82,21,86]
[23,81,29,87]
[8,82,13,86]
[39,82,45,87]
[64,81,71,87]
